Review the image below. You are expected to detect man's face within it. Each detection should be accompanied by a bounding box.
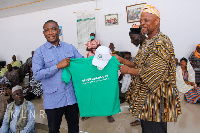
[12,89,24,106]
[12,55,16,61]
[7,64,12,72]
[124,54,132,61]
[129,34,140,47]
[43,22,60,45]
[140,12,159,36]
[90,33,95,40]
[109,43,115,52]
[180,60,187,69]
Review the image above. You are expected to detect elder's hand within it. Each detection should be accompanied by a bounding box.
[119,65,130,74]
[112,54,123,63]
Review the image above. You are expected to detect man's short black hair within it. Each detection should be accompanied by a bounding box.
[90,33,95,36]
[124,52,131,55]
[43,20,59,29]
[129,27,141,34]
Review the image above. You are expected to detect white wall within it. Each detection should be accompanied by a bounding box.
[0,0,200,64]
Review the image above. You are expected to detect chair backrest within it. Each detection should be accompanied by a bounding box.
[0,61,6,69]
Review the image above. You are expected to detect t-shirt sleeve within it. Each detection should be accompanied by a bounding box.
[112,56,121,66]
[62,67,72,84]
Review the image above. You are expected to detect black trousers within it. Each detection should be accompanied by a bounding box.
[45,103,79,133]
[141,120,167,133]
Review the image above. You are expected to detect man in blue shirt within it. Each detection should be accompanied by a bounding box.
[0,85,36,133]
[32,20,83,133]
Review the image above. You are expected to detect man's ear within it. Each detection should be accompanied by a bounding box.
[155,17,160,27]
[59,28,61,35]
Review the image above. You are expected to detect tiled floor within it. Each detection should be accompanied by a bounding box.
[31,97,200,133]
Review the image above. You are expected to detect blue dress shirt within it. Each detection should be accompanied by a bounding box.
[0,101,36,133]
[32,41,83,109]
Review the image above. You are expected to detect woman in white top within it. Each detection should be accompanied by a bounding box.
[176,57,200,103]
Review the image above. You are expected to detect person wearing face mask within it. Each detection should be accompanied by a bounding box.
[85,33,101,58]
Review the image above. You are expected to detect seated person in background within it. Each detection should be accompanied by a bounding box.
[0,94,7,127]
[175,58,179,67]
[112,24,146,126]
[3,84,14,104]
[10,55,22,68]
[0,55,22,77]
[189,44,200,86]
[0,67,8,77]
[23,76,43,101]
[118,52,132,103]
[4,64,19,87]
[123,52,132,61]
[176,57,200,103]
[0,85,36,133]
[85,33,101,58]
[109,43,122,57]
[2,64,19,104]
[19,51,34,83]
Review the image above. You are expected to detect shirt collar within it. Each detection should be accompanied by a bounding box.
[46,40,62,49]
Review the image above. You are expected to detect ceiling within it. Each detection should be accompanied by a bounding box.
[0,0,94,18]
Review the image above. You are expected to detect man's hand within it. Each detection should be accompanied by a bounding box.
[119,65,139,76]
[112,54,123,63]
[192,85,197,92]
[56,58,70,69]
[119,65,130,74]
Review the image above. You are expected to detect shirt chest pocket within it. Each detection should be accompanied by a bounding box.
[64,52,75,59]
[44,56,57,68]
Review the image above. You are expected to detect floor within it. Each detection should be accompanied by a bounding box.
[3,77,200,133]
[31,95,200,133]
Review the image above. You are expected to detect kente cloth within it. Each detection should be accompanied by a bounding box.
[126,32,181,122]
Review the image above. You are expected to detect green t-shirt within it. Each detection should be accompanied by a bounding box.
[62,56,121,117]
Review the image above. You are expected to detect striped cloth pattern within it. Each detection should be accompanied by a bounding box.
[140,4,160,18]
[126,32,181,122]
[185,87,200,103]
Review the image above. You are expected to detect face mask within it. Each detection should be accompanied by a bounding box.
[90,36,95,40]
